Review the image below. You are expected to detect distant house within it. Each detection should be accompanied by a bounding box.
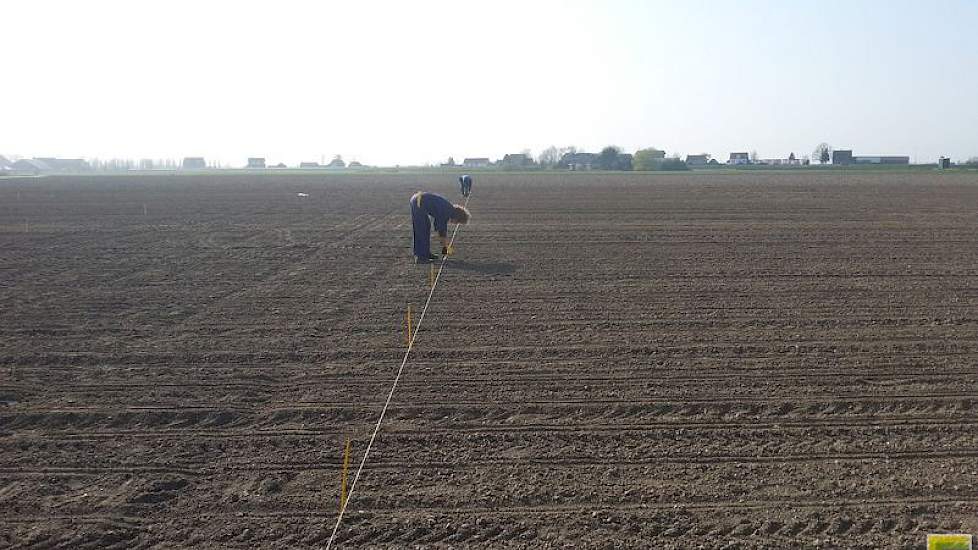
[246,157,266,169]
[462,157,491,168]
[348,160,363,168]
[272,162,287,169]
[327,156,346,168]
[685,154,710,166]
[728,152,750,165]
[182,157,207,169]
[559,152,597,170]
[299,162,321,169]
[499,153,533,168]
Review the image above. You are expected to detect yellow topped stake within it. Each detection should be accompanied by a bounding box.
[405,304,413,346]
[340,438,351,512]
[929,534,973,550]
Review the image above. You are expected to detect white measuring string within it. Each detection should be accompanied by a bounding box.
[325,192,472,549]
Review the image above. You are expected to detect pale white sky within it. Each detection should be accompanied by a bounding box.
[2,0,977,166]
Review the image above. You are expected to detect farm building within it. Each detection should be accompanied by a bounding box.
[182,157,207,169]
[833,149,909,165]
[832,150,854,165]
[756,154,803,166]
[246,157,266,169]
[0,155,12,172]
[499,153,534,168]
[327,157,346,168]
[348,161,363,168]
[728,152,750,165]
[299,162,321,168]
[35,158,91,172]
[854,155,910,165]
[462,158,491,168]
[685,154,710,166]
[558,152,597,170]
[11,159,51,174]
[9,158,91,173]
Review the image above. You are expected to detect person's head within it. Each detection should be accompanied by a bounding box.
[450,205,471,225]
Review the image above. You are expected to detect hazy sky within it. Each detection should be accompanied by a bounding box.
[3,0,976,166]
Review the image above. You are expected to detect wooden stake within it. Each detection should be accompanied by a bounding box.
[340,438,351,512]
[405,304,413,346]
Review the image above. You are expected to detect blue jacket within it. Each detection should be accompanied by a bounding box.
[416,192,454,237]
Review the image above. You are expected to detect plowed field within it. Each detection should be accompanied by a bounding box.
[3,171,978,549]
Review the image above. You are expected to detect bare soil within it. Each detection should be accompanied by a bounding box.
[2,171,978,549]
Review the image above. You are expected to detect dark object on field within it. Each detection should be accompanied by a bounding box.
[939,157,951,169]
[459,174,472,197]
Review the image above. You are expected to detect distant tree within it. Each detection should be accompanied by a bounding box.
[750,150,759,163]
[633,148,665,171]
[965,157,978,166]
[814,143,832,164]
[789,152,796,161]
[538,146,561,167]
[596,146,622,170]
[445,156,456,166]
[659,156,689,171]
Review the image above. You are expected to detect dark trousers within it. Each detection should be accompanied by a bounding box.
[410,193,431,259]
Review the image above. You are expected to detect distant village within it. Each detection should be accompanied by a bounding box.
[0,146,967,175]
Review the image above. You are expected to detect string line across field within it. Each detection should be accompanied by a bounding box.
[325,193,472,549]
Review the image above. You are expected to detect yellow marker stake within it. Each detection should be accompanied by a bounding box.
[405,304,413,346]
[928,534,973,550]
[340,438,351,512]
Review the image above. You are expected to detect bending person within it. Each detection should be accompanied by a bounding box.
[409,191,471,264]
